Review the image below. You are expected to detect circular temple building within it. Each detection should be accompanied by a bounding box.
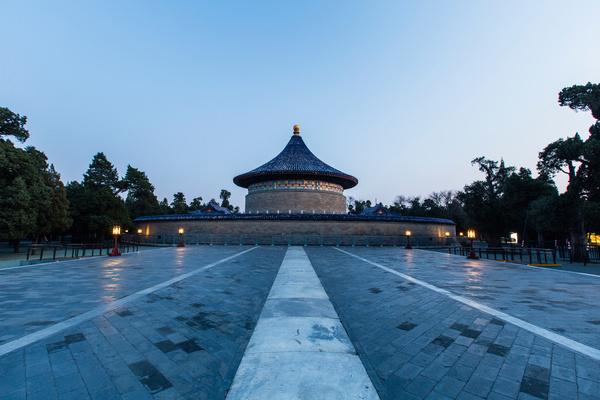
[133,125,456,246]
[233,125,357,214]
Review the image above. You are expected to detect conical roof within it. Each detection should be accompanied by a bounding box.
[233,127,358,189]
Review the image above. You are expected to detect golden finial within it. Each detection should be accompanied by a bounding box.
[293,124,300,135]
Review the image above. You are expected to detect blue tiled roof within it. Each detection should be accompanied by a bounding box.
[190,200,231,215]
[361,203,399,216]
[134,213,455,225]
[233,135,358,189]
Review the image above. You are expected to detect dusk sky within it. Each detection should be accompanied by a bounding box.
[2,1,599,210]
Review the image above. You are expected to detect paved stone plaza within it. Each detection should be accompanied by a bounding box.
[1,246,599,399]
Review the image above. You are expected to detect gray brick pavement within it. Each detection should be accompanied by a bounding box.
[0,246,284,399]
[344,247,600,350]
[0,246,248,342]
[307,247,600,400]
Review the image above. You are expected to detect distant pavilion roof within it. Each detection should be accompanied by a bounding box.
[233,126,358,189]
[361,203,398,217]
[189,200,231,215]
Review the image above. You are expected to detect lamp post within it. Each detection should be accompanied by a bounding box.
[109,225,121,256]
[467,229,478,259]
[405,230,412,249]
[177,227,185,248]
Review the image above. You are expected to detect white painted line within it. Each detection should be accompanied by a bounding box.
[435,248,600,279]
[335,247,600,362]
[0,246,258,357]
[0,246,170,272]
[227,247,380,400]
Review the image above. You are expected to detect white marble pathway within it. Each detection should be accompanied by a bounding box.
[227,246,380,400]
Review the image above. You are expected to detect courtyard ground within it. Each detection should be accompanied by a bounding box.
[0,246,599,399]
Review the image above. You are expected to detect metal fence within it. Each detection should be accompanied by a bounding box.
[439,246,557,265]
[125,233,454,247]
[25,242,140,262]
[556,245,600,265]
[432,245,599,266]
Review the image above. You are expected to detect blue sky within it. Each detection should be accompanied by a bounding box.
[2,1,599,209]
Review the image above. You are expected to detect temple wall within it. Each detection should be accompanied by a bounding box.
[135,219,456,246]
[245,190,347,214]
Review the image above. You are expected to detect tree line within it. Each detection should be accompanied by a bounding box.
[1,82,599,251]
[0,110,238,250]
[348,83,600,249]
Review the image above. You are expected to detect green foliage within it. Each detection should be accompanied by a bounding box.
[450,158,557,244]
[220,189,232,210]
[0,107,29,142]
[67,153,129,240]
[347,198,371,214]
[0,109,71,249]
[537,134,585,187]
[159,197,171,213]
[458,158,513,242]
[189,197,204,211]
[0,176,35,244]
[124,165,160,219]
[535,82,600,252]
[559,82,600,121]
[83,152,120,190]
[171,192,188,214]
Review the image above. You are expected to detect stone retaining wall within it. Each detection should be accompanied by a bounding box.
[135,219,456,245]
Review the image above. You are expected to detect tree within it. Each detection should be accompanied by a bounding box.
[124,165,160,219]
[0,177,34,251]
[458,157,514,242]
[0,108,71,250]
[189,197,204,211]
[171,192,188,214]
[220,189,232,210]
[0,107,29,142]
[348,199,372,214]
[501,168,557,245]
[558,83,600,202]
[559,83,600,134]
[67,153,129,240]
[83,152,123,191]
[30,153,71,240]
[159,197,171,213]
[528,194,562,247]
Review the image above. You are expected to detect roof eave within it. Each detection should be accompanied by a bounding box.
[233,171,358,189]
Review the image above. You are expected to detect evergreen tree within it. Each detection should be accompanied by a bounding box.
[0,107,29,142]
[0,108,71,250]
[171,192,188,214]
[67,153,129,240]
[0,176,34,251]
[159,197,171,213]
[220,189,232,211]
[124,165,160,219]
[189,197,204,211]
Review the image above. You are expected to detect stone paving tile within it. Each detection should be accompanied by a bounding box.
[344,247,600,349]
[307,247,600,400]
[0,246,250,342]
[0,246,284,400]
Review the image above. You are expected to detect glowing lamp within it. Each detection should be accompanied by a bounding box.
[466,229,479,259]
[177,227,185,247]
[109,226,121,256]
[137,228,143,234]
[405,230,412,249]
